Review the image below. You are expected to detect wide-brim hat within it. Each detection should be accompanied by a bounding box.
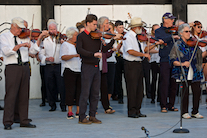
[12,17,25,28]
[129,17,143,28]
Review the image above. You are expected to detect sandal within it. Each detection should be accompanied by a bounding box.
[161,108,168,113]
[168,107,178,111]
[105,109,115,114]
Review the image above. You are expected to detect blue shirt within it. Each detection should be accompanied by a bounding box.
[155,25,174,63]
[169,39,203,82]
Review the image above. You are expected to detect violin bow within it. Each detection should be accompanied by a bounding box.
[30,14,36,64]
[53,4,61,59]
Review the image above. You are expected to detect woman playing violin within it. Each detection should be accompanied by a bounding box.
[191,20,207,94]
[169,23,204,119]
[97,16,116,114]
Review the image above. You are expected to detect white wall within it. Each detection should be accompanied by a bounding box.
[54,5,172,34]
[0,5,42,100]
[188,4,207,29]
[0,4,174,99]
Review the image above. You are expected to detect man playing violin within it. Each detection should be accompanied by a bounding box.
[37,20,66,112]
[122,17,150,118]
[113,20,125,104]
[155,12,179,113]
[0,17,40,130]
[76,14,122,124]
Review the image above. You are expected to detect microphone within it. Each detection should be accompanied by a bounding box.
[141,126,149,132]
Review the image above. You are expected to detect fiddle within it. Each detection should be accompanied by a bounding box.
[198,30,207,38]
[18,28,42,40]
[165,25,178,35]
[49,31,67,41]
[187,37,207,47]
[137,32,167,46]
[90,30,116,39]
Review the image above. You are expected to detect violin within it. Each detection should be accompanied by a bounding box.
[18,28,42,40]
[165,25,178,35]
[198,30,207,38]
[49,31,67,41]
[90,30,116,39]
[137,33,167,46]
[187,37,207,47]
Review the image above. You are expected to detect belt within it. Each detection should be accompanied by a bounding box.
[47,63,60,66]
[9,62,29,66]
[124,59,142,63]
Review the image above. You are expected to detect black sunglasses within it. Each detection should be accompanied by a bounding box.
[197,26,202,28]
[184,30,191,33]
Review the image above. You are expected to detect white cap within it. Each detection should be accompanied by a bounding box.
[11,17,25,28]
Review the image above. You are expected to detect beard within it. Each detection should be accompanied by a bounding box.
[135,28,142,34]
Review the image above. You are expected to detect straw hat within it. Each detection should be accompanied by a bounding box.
[129,17,143,28]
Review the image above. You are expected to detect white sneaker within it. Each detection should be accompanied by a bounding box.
[191,113,204,119]
[182,113,191,119]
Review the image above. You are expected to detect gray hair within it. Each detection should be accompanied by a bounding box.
[66,27,78,39]
[178,23,190,36]
[175,19,184,26]
[97,16,109,29]
[47,21,57,29]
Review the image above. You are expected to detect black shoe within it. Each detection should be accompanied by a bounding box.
[151,100,155,104]
[49,106,56,112]
[39,103,45,107]
[112,95,118,101]
[4,124,12,130]
[0,106,4,110]
[118,99,124,104]
[28,119,32,122]
[128,114,139,118]
[61,107,67,112]
[20,123,36,128]
[138,113,147,117]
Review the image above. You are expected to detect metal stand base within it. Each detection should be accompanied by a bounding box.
[173,128,189,133]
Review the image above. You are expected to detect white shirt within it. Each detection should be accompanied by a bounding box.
[0,31,40,65]
[105,39,116,63]
[39,36,61,65]
[122,30,146,61]
[60,42,81,76]
[150,46,160,63]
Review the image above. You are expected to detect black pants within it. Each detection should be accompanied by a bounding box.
[142,58,151,97]
[3,64,30,126]
[107,62,116,94]
[63,68,81,106]
[101,72,110,110]
[40,65,47,104]
[44,64,65,109]
[114,56,124,100]
[159,62,177,109]
[79,63,100,121]
[124,60,144,116]
[150,62,160,101]
[181,81,201,115]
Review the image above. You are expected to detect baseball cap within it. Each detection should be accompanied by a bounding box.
[11,17,25,28]
[162,12,176,19]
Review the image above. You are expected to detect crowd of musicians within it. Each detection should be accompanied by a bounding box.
[0,12,206,130]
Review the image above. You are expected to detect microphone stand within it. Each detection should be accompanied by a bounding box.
[171,35,189,133]
[141,127,151,138]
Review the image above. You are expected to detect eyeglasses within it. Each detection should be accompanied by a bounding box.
[184,30,191,33]
[197,26,202,28]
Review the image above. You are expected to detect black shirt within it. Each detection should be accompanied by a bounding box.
[76,31,115,65]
